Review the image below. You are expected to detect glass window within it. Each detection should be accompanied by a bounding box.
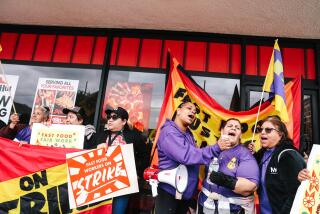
[249,91,269,109]
[102,70,165,131]
[192,76,240,110]
[2,64,101,124]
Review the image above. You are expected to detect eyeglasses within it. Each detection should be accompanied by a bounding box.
[106,114,120,121]
[256,127,280,134]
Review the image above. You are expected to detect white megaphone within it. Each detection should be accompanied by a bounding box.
[143,164,188,199]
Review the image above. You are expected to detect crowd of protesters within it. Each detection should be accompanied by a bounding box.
[0,101,311,214]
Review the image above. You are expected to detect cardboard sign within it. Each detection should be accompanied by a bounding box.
[0,75,19,123]
[30,123,85,149]
[291,145,320,214]
[32,78,79,124]
[66,144,138,208]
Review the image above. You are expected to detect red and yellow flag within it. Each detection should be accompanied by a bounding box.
[0,138,112,213]
[151,53,301,165]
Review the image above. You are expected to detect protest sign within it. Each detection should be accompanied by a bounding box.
[32,78,79,124]
[30,123,85,149]
[291,145,320,214]
[0,138,112,213]
[66,144,139,208]
[0,75,19,123]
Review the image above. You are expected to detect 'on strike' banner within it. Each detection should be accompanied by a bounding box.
[0,138,112,213]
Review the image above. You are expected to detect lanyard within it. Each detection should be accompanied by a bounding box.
[107,131,122,146]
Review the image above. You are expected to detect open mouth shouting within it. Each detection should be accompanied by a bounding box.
[186,113,195,123]
[227,131,236,137]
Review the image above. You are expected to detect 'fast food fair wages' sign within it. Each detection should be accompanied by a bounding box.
[30,124,85,149]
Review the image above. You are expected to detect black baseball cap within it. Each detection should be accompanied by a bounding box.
[63,106,87,119]
[105,107,129,120]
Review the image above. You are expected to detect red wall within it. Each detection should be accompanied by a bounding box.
[0,32,316,79]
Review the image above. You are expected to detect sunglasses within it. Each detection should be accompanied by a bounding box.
[256,127,280,134]
[106,114,120,120]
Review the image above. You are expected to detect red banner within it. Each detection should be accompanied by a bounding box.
[0,138,112,213]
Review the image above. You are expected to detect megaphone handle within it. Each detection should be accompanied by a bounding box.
[149,179,158,197]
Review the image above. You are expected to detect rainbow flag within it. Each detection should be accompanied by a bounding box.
[263,40,289,122]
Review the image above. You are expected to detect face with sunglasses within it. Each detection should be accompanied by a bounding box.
[259,121,282,149]
[106,113,127,132]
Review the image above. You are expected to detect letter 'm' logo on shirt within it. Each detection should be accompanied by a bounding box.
[270,167,277,174]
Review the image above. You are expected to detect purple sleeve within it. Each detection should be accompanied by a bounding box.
[236,153,260,184]
[160,131,221,165]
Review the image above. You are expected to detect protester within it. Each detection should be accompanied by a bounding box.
[96,106,148,214]
[255,115,306,214]
[0,105,50,144]
[63,106,96,149]
[198,118,259,213]
[155,101,231,214]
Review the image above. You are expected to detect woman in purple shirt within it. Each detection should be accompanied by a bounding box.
[198,118,260,214]
[255,116,305,214]
[155,101,231,214]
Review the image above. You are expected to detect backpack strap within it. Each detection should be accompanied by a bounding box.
[277,149,304,163]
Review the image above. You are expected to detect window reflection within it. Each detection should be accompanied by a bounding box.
[249,91,269,109]
[102,70,165,131]
[192,76,240,110]
[2,64,101,124]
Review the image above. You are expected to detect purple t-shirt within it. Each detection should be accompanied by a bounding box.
[199,144,259,208]
[259,148,275,214]
[157,120,222,200]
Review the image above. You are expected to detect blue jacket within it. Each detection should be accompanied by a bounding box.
[157,119,221,199]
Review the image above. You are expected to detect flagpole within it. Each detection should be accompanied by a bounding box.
[250,89,265,144]
[0,60,17,114]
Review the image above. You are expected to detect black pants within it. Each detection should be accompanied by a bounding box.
[154,187,190,214]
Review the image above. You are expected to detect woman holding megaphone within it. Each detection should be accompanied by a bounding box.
[155,101,231,214]
[197,118,259,214]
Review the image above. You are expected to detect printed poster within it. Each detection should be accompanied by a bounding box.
[103,81,153,131]
[0,75,19,123]
[291,145,320,214]
[66,144,139,208]
[32,78,79,124]
[30,123,85,149]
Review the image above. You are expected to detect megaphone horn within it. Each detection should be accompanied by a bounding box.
[158,165,188,193]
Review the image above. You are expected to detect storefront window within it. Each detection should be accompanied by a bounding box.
[2,64,101,124]
[102,70,165,131]
[249,91,269,109]
[192,76,240,110]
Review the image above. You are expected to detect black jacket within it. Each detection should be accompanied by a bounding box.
[255,141,306,214]
[83,124,97,149]
[96,128,149,178]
